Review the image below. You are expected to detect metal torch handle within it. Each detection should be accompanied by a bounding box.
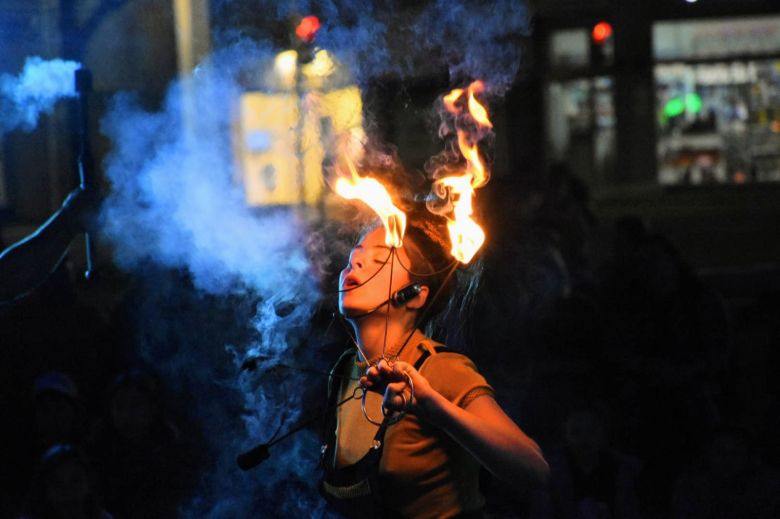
[75,68,95,280]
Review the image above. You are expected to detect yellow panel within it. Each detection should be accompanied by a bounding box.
[237,86,363,207]
[321,86,363,131]
[301,103,324,206]
[239,92,300,205]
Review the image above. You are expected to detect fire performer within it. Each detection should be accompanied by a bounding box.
[320,208,549,517]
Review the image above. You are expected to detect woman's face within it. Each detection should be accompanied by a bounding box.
[339,227,414,317]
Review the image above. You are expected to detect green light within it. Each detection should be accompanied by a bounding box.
[664,97,686,118]
[663,93,702,118]
[685,92,702,114]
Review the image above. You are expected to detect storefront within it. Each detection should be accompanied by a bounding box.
[541,8,780,189]
[654,16,780,185]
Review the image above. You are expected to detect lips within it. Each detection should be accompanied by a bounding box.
[342,274,360,289]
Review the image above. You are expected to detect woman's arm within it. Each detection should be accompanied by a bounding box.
[362,360,550,487]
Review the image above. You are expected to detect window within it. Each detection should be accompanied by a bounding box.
[546,77,616,187]
[549,29,590,69]
[654,17,780,185]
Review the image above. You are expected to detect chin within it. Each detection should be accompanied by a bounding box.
[338,305,362,318]
[338,299,356,316]
[339,301,374,319]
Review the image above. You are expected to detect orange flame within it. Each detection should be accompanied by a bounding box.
[466,81,492,129]
[443,88,464,113]
[334,157,406,248]
[433,80,492,263]
[437,175,485,263]
[457,131,488,188]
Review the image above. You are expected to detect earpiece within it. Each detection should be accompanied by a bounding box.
[391,284,423,306]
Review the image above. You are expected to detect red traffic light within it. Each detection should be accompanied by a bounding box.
[295,15,321,43]
[592,21,613,44]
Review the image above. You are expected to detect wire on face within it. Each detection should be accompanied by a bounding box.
[330,241,457,296]
[333,247,394,294]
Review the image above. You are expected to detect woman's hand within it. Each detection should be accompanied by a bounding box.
[360,359,437,419]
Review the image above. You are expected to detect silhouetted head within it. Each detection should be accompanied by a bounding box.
[24,444,104,519]
[107,369,164,443]
[32,371,81,448]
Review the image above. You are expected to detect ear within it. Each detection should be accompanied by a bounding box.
[405,285,429,311]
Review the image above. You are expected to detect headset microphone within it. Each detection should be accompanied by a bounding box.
[391,284,423,306]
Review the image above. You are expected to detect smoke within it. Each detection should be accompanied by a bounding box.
[213,0,530,92]
[412,0,529,94]
[125,269,332,518]
[97,1,530,516]
[99,39,334,516]
[0,56,80,135]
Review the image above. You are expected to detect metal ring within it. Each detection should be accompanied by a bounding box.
[361,387,384,426]
[382,393,409,420]
[400,371,414,408]
[359,371,413,426]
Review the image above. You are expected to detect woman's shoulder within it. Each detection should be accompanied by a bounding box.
[422,350,482,380]
[417,347,493,405]
[416,344,476,371]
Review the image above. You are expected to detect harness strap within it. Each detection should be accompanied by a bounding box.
[321,343,483,517]
[413,344,448,370]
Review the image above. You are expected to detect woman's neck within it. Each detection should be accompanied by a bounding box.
[349,313,417,362]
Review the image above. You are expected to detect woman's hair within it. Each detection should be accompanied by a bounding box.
[400,208,456,323]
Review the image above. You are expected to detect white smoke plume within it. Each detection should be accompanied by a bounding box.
[0,56,80,135]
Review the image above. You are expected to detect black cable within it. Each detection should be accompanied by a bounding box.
[325,247,393,294]
[257,362,360,382]
[381,248,396,359]
[393,262,459,360]
[237,389,361,471]
[395,252,458,278]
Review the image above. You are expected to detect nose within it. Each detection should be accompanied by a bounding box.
[348,250,365,271]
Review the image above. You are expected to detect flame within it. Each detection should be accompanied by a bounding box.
[466,81,492,129]
[437,175,485,263]
[334,157,406,248]
[457,131,487,188]
[443,88,464,113]
[435,80,492,263]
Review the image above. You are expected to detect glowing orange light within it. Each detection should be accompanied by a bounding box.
[466,81,492,129]
[334,157,406,248]
[733,171,747,184]
[295,15,321,43]
[443,88,464,113]
[435,80,493,263]
[592,21,612,45]
[457,131,487,188]
[436,175,485,263]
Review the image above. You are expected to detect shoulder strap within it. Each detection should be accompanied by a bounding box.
[328,348,357,409]
[413,345,449,371]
